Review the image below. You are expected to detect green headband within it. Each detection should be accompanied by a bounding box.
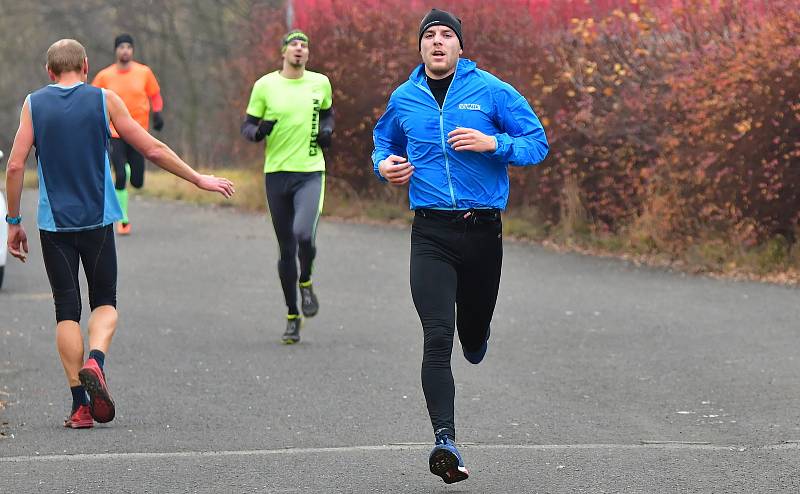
[282,31,309,51]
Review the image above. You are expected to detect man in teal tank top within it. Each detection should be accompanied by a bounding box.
[242,30,335,344]
[5,39,234,429]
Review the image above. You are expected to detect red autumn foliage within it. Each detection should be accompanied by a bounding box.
[237,0,799,251]
[657,0,800,246]
[292,0,646,32]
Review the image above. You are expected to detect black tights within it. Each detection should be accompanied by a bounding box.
[410,209,503,439]
[264,172,324,315]
[109,138,145,190]
[40,225,117,323]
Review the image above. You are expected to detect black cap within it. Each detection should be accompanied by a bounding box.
[418,9,463,50]
[114,34,134,50]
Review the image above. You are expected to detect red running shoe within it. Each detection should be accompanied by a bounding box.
[64,404,93,429]
[78,358,116,423]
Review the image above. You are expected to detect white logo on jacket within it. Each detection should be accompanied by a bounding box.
[458,103,481,110]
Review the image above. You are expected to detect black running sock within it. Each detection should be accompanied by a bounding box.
[88,349,105,371]
[70,385,88,413]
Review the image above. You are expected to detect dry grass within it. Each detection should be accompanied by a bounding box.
[142,168,266,212]
[557,175,590,239]
[3,168,798,284]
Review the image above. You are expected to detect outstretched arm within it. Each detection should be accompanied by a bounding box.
[106,89,234,198]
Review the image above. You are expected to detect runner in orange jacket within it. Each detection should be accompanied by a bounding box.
[92,34,164,235]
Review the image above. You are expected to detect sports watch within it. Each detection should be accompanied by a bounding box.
[5,214,22,225]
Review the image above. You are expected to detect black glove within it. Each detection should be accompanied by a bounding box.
[257,120,277,140]
[317,129,332,149]
[241,115,276,142]
[152,111,164,131]
[318,108,335,149]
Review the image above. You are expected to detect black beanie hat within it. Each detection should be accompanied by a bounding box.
[418,8,463,50]
[114,34,134,50]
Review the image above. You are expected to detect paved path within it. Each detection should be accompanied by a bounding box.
[1,194,799,493]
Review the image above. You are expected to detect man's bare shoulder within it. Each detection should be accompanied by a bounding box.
[103,89,125,109]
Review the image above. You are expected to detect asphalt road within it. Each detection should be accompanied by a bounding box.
[1,194,799,493]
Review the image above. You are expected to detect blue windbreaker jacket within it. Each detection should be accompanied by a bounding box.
[372,58,548,210]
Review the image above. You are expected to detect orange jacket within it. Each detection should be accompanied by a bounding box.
[92,61,162,137]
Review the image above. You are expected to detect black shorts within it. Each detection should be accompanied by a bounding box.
[40,225,117,323]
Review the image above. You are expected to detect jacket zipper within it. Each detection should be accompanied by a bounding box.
[418,63,458,208]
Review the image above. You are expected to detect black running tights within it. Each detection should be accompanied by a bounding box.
[410,209,503,439]
[264,171,324,315]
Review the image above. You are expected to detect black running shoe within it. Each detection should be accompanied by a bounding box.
[299,282,319,318]
[282,316,302,344]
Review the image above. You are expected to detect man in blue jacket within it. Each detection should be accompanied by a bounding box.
[372,8,549,484]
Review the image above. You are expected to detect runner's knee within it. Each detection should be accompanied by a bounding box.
[278,244,297,260]
[423,325,454,359]
[295,230,314,246]
[277,255,297,276]
[128,155,145,188]
[89,292,117,312]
